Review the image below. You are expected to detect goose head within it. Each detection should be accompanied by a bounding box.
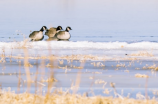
[65,26,72,32]
[40,26,48,32]
[56,26,63,31]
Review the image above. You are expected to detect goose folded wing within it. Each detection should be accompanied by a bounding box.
[29,31,39,38]
[56,31,70,40]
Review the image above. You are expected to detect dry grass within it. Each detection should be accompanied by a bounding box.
[1,54,105,61]
[129,51,154,57]
[142,64,158,71]
[0,89,157,104]
[135,74,149,78]
[116,63,125,67]
[0,40,158,104]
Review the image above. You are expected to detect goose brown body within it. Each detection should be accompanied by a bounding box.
[45,26,63,38]
[29,26,47,41]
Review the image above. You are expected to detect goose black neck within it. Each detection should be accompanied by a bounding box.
[65,29,69,32]
[40,27,44,32]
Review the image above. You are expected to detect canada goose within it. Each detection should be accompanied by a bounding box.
[55,26,72,40]
[29,26,47,41]
[45,26,63,38]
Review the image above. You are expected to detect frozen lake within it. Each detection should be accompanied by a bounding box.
[0,0,158,99]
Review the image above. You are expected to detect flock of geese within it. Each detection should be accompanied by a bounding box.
[29,26,72,41]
